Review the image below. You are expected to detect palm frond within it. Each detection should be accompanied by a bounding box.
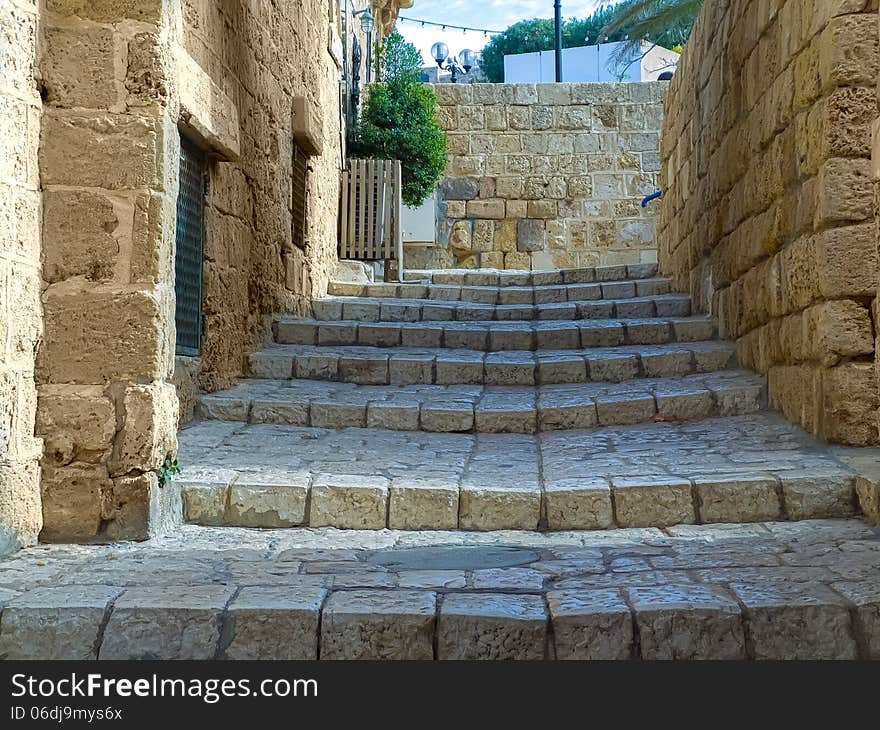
[599,0,703,74]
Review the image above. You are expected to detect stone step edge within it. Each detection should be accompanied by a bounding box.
[181,468,861,532]
[273,317,717,352]
[327,277,672,301]
[314,293,690,321]
[404,262,660,286]
[250,342,737,385]
[196,378,766,434]
[6,554,876,659]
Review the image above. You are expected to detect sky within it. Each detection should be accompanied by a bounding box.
[396,0,608,68]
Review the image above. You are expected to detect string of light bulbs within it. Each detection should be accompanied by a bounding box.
[396,15,503,36]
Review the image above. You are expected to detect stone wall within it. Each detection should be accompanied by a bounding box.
[432,82,664,270]
[176,0,343,400]
[0,0,42,553]
[36,0,180,541]
[659,0,880,445]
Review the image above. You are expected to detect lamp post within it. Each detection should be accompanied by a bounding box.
[354,6,374,83]
[554,0,563,82]
[431,42,476,83]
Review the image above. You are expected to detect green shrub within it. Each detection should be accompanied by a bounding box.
[352,31,447,208]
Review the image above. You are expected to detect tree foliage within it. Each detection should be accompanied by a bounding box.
[480,2,700,83]
[600,0,702,66]
[352,31,447,208]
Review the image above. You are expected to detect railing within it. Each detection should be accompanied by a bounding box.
[339,158,404,279]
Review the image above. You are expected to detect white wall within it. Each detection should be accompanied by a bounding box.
[504,41,678,83]
[401,195,436,243]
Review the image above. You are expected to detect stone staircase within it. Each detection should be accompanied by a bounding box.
[179,264,862,532]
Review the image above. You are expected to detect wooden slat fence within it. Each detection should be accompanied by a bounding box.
[339,158,404,279]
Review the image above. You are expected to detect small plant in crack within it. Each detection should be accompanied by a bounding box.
[157,455,181,487]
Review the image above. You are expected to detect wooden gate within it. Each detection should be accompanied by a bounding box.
[339,159,404,278]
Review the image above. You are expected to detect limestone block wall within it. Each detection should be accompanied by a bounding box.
[175,0,343,400]
[0,0,42,553]
[432,82,664,270]
[36,0,180,541]
[659,0,880,445]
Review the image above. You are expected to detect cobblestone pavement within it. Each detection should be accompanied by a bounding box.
[183,266,877,533]
[0,520,878,659]
[178,413,864,531]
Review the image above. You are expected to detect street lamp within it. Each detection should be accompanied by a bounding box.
[554,0,562,82]
[354,6,374,83]
[431,42,476,84]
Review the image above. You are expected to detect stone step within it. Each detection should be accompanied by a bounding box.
[327,276,673,304]
[250,341,737,386]
[404,262,660,287]
[3,519,877,659]
[196,371,766,434]
[313,292,690,322]
[176,413,862,532]
[274,316,716,351]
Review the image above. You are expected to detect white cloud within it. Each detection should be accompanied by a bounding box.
[397,0,608,64]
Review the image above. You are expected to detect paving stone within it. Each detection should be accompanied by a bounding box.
[730,582,858,660]
[655,388,713,421]
[612,476,695,528]
[310,474,389,529]
[0,586,122,660]
[435,354,485,384]
[295,353,339,380]
[99,585,235,660]
[318,322,358,345]
[223,584,327,659]
[596,392,655,425]
[227,476,309,528]
[320,590,436,659]
[831,582,880,659]
[437,593,548,660]
[545,478,614,530]
[694,474,781,523]
[250,399,310,425]
[388,478,459,530]
[389,355,434,385]
[470,568,546,591]
[358,323,402,347]
[180,469,237,526]
[420,402,474,432]
[547,589,634,659]
[310,401,367,428]
[780,472,857,520]
[250,352,294,379]
[459,484,541,531]
[628,584,746,659]
[367,401,421,430]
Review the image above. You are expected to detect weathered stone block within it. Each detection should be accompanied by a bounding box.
[0,585,121,659]
[628,584,746,660]
[39,290,169,384]
[321,590,436,660]
[309,473,388,529]
[42,24,117,108]
[99,585,235,659]
[694,474,781,523]
[517,219,546,252]
[40,111,161,190]
[544,478,614,530]
[224,584,326,660]
[227,477,309,528]
[388,478,459,530]
[731,582,857,660]
[612,476,695,527]
[779,471,856,519]
[438,593,547,660]
[547,589,633,660]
